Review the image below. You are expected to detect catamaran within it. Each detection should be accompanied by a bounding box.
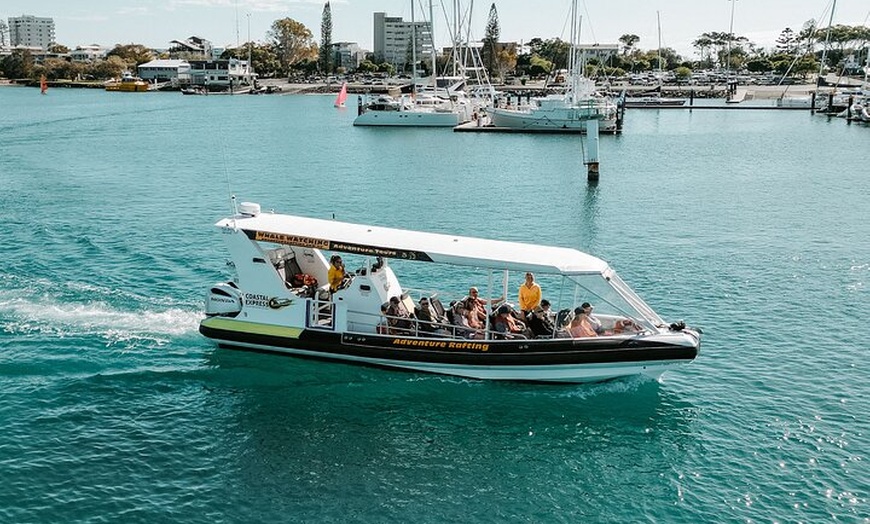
[199,202,700,383]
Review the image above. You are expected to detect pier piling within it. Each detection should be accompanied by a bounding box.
[585,118,600,182]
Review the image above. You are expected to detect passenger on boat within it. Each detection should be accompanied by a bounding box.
[463,287,503,324]
[527,305,557,338]
[328,255,348,293]
[450,301,484,340]
[518,272,542,314]
[377,304,389,334]
[540,299,554,321]
[569,307,598,338]
[493,304,529,339]
[580,302,604,334]
[555,308,574,331]
[385,296,413,335]
[416,297,445,335]
[612,318,642,334]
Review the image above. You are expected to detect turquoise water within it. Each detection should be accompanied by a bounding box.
[1,86,868,522]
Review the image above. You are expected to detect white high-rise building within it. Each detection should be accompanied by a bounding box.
[8,15,55,50]
[372,12,433,68]
[0,20,9,49]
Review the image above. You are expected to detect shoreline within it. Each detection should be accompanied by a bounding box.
[1,77,857,101]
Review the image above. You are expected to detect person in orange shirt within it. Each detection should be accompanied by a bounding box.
[518,272,542,314]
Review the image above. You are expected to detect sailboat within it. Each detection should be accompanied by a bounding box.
[334,82,348,108]
[486,0,617,132]
[624,12,686,108]
[353,0,473,127]
[40,75,48,95]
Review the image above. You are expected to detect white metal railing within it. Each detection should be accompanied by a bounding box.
[307,298,335,330]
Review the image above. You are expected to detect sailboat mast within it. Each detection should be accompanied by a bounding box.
[246,13,252,83]
[429,0,437,83]
[657,10,662,73]
[819,0,837,83]
[411,0,417,94]
[727,0,737,76]
[568,0,581,102]
[453,0,459,76]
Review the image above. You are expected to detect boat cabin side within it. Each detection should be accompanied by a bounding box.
[206,225,402,334]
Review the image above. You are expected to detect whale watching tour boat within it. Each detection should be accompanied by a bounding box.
[200,202,700,383]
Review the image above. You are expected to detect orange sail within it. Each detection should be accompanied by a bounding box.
[40,75,48,94]
[334,82,347,108]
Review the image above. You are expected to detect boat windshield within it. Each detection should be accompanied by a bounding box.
[559,271,665,327]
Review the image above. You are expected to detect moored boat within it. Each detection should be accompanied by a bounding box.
[353,88,473,127]
[352,1,475,128]
[624,96,686,108]
[199,202,700,383]
[485,1,617,132]
[105,72,150,92]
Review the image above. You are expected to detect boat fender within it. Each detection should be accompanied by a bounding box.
[669,321,686,332]
[268,297,293,309]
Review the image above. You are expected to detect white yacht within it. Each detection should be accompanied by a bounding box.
[353,78,474,127]
[200,202,701,383]
[486,1,617,132]
[353,1,475,128]
[487,82,619,132]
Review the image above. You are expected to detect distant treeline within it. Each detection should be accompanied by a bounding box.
[2,17,867,82]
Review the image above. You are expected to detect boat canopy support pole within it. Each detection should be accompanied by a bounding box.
[484,270,493,338]
[584,118,600,181]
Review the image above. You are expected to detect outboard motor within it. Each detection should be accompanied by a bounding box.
[205,282,243,317]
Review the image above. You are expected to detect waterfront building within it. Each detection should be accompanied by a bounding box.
[186,59,254,90]
[8,15,55,51]
[577,43,619,66]
[70,45,105,63]
[138,59,189,82]
[331,42,365,70]
[169,36,213,59]
[0,20,8,50]
[372,12,433,68]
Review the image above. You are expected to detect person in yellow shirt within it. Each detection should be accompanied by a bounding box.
[328,255,347,293]
[518,272,542,314]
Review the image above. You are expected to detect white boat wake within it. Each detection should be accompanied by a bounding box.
[0,291,201,344]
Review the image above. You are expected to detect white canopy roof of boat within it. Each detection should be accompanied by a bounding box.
[219,208,609,276]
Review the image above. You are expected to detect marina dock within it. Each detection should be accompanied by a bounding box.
[454,119,620,133]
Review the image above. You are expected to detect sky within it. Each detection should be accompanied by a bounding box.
[3,0,868,57]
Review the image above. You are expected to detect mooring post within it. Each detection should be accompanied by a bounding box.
[847,95,854,122]
[827,93,834,114]
[810,91,816,114]
[585,118,600,182]
[615,99,625,133]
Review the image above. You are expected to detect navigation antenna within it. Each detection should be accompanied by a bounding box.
[220,136,238,217]
[235,0,240,48]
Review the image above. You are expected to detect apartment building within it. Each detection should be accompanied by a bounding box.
[331,42,365,70]
[372,12,433,67]
[8,14,55,50]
